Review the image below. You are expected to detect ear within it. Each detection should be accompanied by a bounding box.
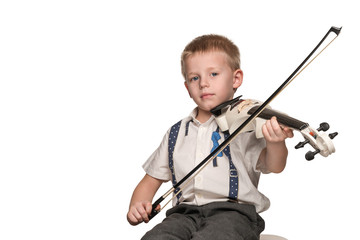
[184,81,192,98]
[233,69,243,90]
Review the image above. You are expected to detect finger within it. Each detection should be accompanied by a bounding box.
[127,211,141,225]
[145,202,153,215]
[133,208,144,223]
[265,119,276,138]
[270,117,284,137]
[278,124,294,139]
[143,202,153,223]
[138,203,149,223]
[283,127,294,138]
[262,122,270,140]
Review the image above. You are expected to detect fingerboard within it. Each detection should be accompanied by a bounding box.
[247,106,309,130]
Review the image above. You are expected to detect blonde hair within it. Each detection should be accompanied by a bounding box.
[181,34,240,80]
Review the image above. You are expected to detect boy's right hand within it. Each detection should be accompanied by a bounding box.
[127,201,159,225]
[127,174,163,225]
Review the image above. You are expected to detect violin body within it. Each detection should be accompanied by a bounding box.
[211,96,337,160]
[212,97,264,137]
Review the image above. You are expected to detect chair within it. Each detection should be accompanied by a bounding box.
[260,234,287,240]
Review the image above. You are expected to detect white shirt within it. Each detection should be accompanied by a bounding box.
[143,109,270,213]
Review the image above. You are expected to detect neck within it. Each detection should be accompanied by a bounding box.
[195,108,212,123]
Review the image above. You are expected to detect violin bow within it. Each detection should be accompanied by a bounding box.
[148,26,342,220]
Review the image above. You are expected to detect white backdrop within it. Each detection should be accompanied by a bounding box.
[1,1,359,239]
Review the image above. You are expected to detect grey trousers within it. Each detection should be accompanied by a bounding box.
[142,201,265,240]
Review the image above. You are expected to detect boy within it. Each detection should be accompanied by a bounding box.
[127,34,293,239]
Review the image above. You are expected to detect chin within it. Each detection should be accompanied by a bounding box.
[195,97,223,112]
[199,103,218,112]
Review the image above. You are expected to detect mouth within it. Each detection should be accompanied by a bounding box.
[201,93,215,99]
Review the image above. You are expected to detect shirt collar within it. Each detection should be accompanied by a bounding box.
[189,107,215,127]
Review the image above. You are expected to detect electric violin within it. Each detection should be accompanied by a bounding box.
[211,96,337,161]
[148,26,342,220]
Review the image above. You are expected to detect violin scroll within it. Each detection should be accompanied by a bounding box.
[295,122,338,160]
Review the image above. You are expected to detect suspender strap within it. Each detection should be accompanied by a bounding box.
[223,131,239,200]
[168,120,182,204]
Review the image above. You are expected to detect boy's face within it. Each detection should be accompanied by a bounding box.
[184,51,243,114]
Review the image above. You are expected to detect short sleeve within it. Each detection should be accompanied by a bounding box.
[255,152,271,174]
[243,131,268,174]
[142,130,172,181]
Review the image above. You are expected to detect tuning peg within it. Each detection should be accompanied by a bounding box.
[295,139,310,149]
[305,149,320,161]
[329,132,338,139]
[317,122,330,132]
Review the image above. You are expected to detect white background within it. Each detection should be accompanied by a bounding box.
[1,1,359,239]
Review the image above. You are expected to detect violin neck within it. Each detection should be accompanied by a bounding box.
[247,106,308,131]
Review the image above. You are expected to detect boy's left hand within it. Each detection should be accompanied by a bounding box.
[262,116,294,143]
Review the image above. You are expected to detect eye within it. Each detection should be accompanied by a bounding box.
[210,72,218,77]
[190,76,199,82]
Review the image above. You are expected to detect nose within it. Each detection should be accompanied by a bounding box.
[199,76,210,89]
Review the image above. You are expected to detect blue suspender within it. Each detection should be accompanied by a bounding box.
[168,121,239,203]
[223,131,239,200]
[168,120,182,204]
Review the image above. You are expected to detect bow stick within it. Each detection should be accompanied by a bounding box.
[148,26,342,220]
